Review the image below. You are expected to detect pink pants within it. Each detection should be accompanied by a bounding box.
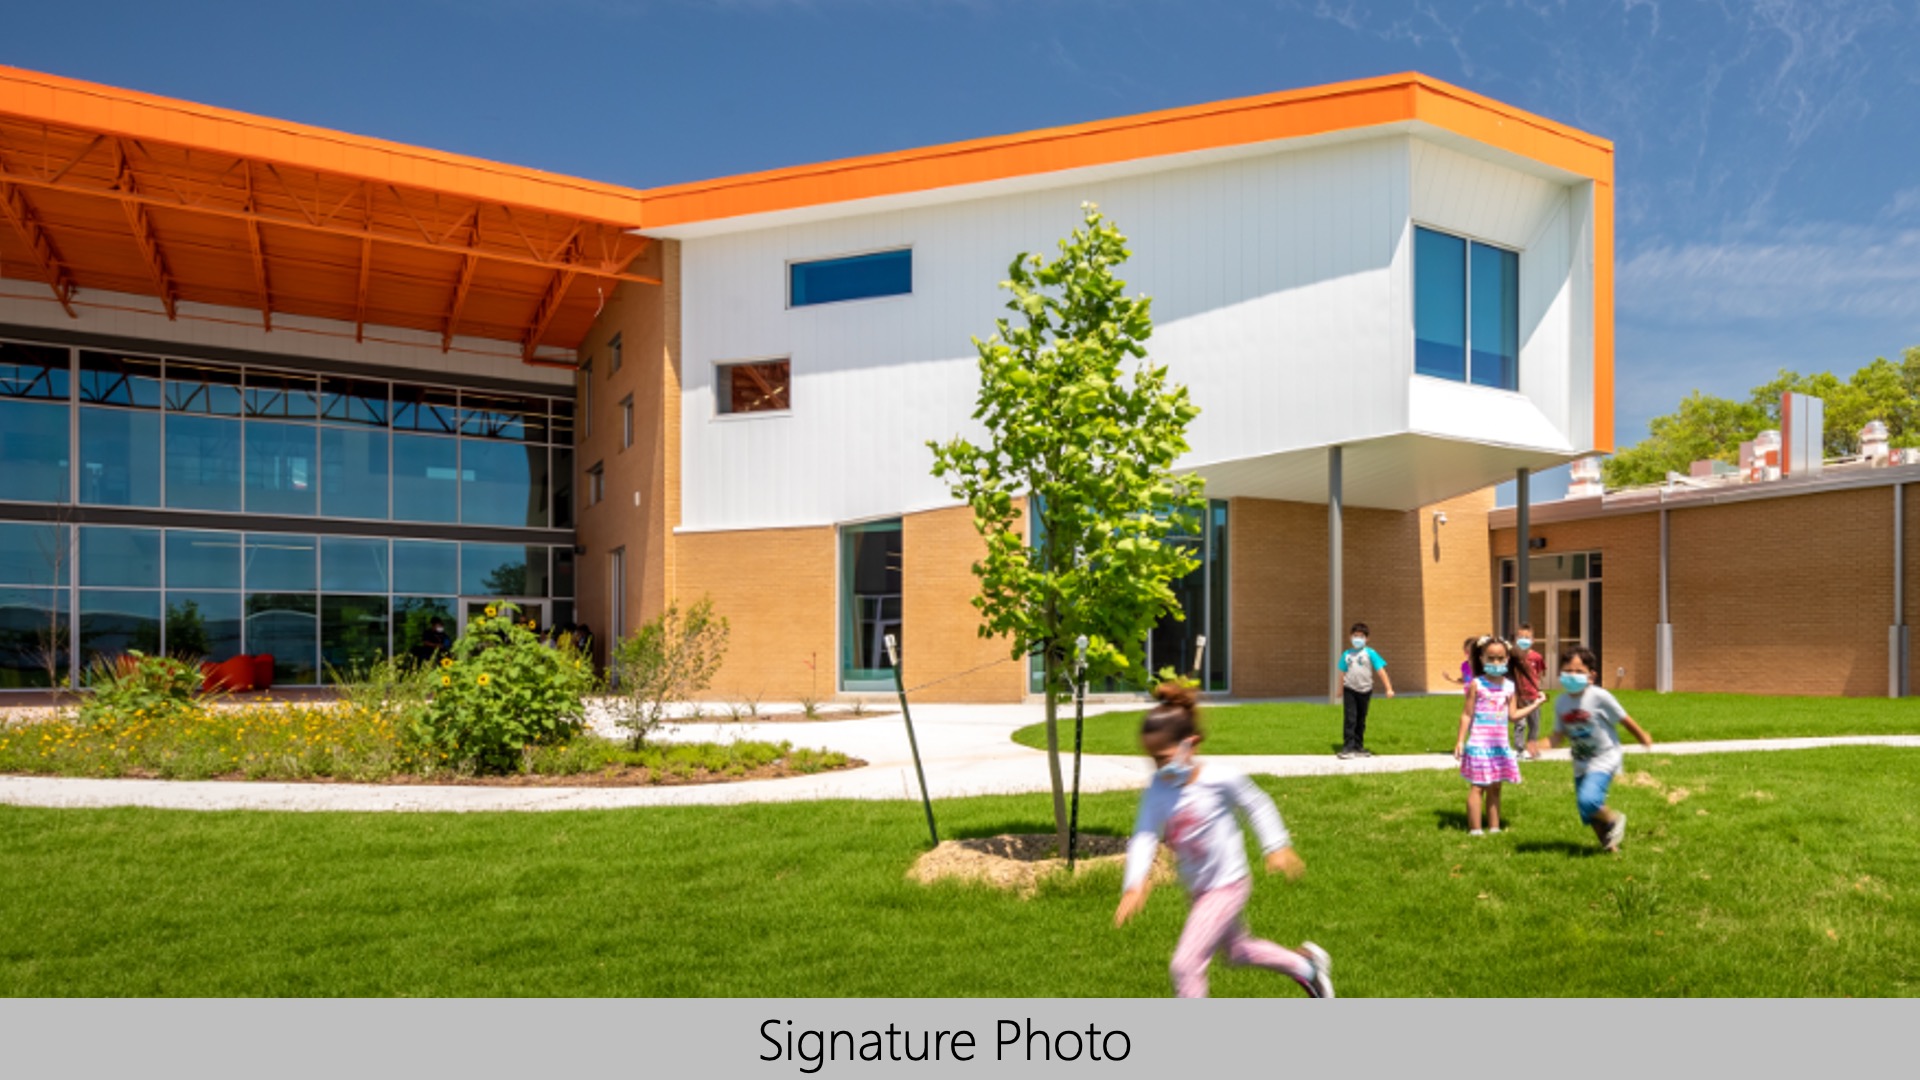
[1170,877,1313,998]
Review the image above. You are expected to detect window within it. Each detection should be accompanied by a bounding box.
[789,248,911,307]
[586,462,605,507]
[716,360,791,416]
[1414,226,1519,391]
[840,519,903,691]
[580,360,593,439]
[392,434,459,523]
[459,440,549,528]
[620,395,634,449]
[608,547,626,641]
[0,342,72,504]
[609,334,623,374]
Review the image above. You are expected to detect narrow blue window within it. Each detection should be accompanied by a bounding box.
[1470,242,1519,391]
[1414,227,1467,381]
[790,249,911,307]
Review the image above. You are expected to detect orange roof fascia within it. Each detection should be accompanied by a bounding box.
[0,65,649,226]
[638,73,1613,229]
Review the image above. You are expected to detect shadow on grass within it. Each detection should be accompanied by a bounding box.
[1433,808,1532,833]
[948,821,1126,843]
[1513,840,1601,859]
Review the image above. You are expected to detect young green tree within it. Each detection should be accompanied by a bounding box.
[929,203,1205,857]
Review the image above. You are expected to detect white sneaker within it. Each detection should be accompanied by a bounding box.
[1469,829,1485,837]
[1301,942,1335,999]
[1605,811,1627,852]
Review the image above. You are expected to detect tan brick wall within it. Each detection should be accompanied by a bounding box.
[574,241,678,663]
[901,506,1027,703]
[1669,485,1892,696]
[1491,509,1659,690]
[1418,489,1497,692]
[676,525,838,703]
[1494,482,1907,696]
[1230,492,1494,698]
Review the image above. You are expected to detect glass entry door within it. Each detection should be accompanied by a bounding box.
[1526,583,1585,666]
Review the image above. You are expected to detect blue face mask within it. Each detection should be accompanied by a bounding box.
[1485,663,1508,677]
[1560,672,1590,693]
[1156,740,1197,784]
[1515,638,1533,651]
[1350,637,1367,650]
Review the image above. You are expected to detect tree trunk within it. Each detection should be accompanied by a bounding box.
[1041,651,1070,858]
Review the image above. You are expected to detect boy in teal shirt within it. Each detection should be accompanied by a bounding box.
[1336,622,1394,759]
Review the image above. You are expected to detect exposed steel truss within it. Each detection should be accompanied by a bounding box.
[0,107,658,362]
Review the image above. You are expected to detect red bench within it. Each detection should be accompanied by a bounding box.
[200,654,276,694]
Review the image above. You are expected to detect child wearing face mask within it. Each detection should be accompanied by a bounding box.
[1115,683,1335,999]
[1551,648,1653,853]
[1510,624,1548,759]
[1453,636,1542,835]
[1335,622,1394,759]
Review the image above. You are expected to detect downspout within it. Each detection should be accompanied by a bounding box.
[1895,482,1909,698]
[1656,490,1673,693]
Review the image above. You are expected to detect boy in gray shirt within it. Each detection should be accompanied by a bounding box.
[1335,622,1394,759]
[1550,647,1652,852]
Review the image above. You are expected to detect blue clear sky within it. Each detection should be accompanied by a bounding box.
[7,1,1917,501]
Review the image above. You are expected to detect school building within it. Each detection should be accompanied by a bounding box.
[0,66,1616,701]
[1488,416,1916,699]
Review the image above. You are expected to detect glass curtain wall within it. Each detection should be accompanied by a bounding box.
[0,339,579,688]
[0,340,575,527]
[7,524,574,687]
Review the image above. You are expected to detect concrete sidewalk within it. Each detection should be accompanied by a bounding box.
[1,698,1916,813]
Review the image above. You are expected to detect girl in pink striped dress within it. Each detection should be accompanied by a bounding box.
[1452,637,1542,836]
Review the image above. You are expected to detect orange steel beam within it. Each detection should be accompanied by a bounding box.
[353,182,371,343]
[0,155,659,286]
[520,244,579,362]
[353,236,372,343]
[0,180,77,317]
[444,248,478,353]
[243,163,272,331]
[114,140,178,319]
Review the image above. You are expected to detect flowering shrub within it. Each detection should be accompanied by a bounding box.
[79,650,205,732]
[0,701,426,781]
[411,602,599,773]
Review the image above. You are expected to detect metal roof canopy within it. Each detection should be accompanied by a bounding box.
[0,65,656,366]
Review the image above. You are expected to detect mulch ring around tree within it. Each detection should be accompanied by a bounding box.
[908,834,1178,899]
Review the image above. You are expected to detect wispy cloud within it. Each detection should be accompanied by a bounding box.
[1619,225,1920,323]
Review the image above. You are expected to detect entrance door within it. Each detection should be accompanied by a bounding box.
[458,598,546,636]
[1526,583,1585,666]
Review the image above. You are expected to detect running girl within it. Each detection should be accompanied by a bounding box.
[1550,647,1653,852]
[1114,683,1335,999]
[1453,637,1542,835]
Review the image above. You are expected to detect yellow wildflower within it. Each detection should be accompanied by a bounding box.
[440,657,453,670]
[441,675,452,687]
[476,673,492,687]
[485,605,498,617]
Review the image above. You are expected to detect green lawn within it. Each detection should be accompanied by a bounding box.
[3,746,1916,995]
[1014,691,1920,757]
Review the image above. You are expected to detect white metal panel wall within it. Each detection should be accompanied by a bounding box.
[1408,139,1587,449]
[681,134,1585,532]
[1567,182,1598,451]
